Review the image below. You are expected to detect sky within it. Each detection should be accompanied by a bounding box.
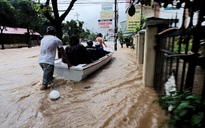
[65,3,127,33]
[39,0,129,34]
[38,0,196,34]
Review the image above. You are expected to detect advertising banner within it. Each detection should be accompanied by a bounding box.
[101,4,113,12]
[98,19,112,29]
[100,12,114,19]
[126,7,141,32]
[99,3,113,30]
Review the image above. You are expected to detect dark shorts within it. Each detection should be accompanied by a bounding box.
[39,63,54,86]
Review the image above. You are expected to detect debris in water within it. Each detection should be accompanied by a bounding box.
[49,90,60,100]
[84,86,91,89]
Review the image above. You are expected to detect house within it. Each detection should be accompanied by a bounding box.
[0,26,41,49]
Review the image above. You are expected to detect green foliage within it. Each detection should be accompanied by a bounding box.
[35,0,77,41]
[173,36,192,53]
[32,2,51,17]
[62,34,69,44]
[127,36,134,49]
[80,29,89,38]
[63,20,84,38]
[135,16,146,32]
[135,24,141,33]
[14,1,39,27]
[117,29,135,49]
[0,0,16,26]
[156,90,205,128]
[118,29,123,43]
[35,3,52,14]
[130,43,135,49]
[173,43,192,53]
[0,0,47,35]
[62,20,97,42]
[87,32,97,41]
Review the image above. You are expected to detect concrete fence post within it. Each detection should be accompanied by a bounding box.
[142,26,158,87]
[138,30,145,64]
[133,34,139,59]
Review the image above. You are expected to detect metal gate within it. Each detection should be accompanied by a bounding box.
[154,0,205,99]
[153,15,205,100]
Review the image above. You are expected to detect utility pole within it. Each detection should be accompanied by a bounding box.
[74,12,80,20]
[114,0,118,51]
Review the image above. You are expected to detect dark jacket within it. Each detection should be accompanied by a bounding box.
[65,44,92,66]
[86,46,99,61]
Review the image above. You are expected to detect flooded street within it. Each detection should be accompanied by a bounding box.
[0,42,166,128]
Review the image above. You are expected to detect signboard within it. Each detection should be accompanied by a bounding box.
[98,19,112,29]
[108,28,114,37]
[100,12,114,19]
[126,8,141,32]
[101,4,113,12]
[99,3,113,30]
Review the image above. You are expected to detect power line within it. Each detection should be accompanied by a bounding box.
[38,1,130,5]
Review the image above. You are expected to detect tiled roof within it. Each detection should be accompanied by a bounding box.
[1,26,40,35]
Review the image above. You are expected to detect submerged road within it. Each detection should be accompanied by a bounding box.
[0,42,166,128]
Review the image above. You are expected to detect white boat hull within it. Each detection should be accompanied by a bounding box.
[54,52,113,81]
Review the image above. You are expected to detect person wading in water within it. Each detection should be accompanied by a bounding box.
[95,33,107,48]
[38,26,71,90]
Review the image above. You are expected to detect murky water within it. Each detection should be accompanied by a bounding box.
[0,42,166,128]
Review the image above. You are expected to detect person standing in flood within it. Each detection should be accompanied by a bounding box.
[95,33,107,48]
[38,26,71,90]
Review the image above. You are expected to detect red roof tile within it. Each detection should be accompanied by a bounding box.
[1,26,40,35]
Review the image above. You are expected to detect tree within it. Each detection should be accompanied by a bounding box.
[0,0,15,26]
[36,0,77,58]
[39,0,77,41]
[81,29,91,41]
[63,20,84,39]
[63,20,97,43]
[89,33,98,41]
[0,0,49,49]
[13,0,42,47]
[31,2,51,35]
[0,0,15,49]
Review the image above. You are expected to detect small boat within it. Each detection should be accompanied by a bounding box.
[54,49,113,82]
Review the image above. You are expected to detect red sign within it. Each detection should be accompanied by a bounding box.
[98,19,112,29]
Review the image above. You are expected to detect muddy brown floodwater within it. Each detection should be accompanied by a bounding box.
[0,42,167,128]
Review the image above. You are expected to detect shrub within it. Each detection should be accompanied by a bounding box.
[155,90,205,128]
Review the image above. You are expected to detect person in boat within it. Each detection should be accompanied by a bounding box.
[85,40,99,61]
[65,35,92,66]
[95,33,107,48]
[38,26,71,90]
[85,40,95,49]
[94,42,110,59]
